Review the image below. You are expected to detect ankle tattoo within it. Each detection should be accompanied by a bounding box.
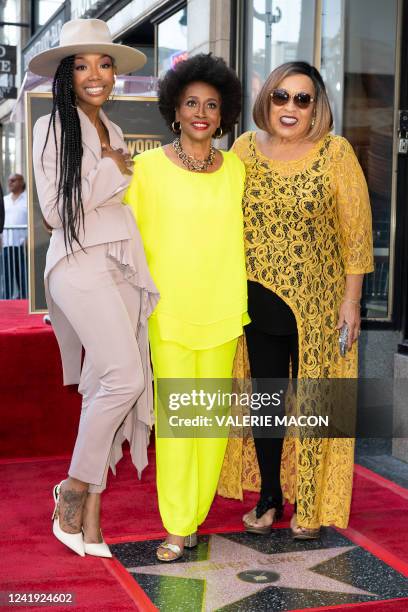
[60,489,87,531]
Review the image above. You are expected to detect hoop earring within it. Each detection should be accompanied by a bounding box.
[108,75,117,102]
[172,120,181,134]
[213,126,223,139]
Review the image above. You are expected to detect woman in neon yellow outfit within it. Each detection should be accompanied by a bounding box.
[125,54,249,561]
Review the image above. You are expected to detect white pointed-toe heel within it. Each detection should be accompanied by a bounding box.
[84,530,112,558]
[52,482,85,557]
[84,541,112,558]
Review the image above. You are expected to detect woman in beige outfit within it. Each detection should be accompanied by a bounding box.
[30,19,158,558]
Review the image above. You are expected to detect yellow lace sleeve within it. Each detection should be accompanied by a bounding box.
[231,131,252,163]
[332,137,374,274]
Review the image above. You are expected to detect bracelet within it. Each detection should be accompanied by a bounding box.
[343,298,360,305]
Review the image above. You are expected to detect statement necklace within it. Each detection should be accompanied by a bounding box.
[172,138,216,172]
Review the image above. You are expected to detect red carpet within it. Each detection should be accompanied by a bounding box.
[1,301,408,610]
[0,299,45,331]
[0,300,81,457]
[1,451,408,611]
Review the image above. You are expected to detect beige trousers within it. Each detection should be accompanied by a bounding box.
[48,243,143,493]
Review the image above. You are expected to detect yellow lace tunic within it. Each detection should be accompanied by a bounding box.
[218,131,374,528]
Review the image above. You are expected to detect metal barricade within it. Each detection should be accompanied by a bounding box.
[0,225,28,299]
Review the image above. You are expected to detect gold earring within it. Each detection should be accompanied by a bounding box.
[109,80,116,102]
[213,126,223,139]
[107,73,117,101]
[172,121,181,134]
[311,114,316,128]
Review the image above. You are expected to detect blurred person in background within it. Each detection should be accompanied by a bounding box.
[0,181,4,235]
[2,174,27,298]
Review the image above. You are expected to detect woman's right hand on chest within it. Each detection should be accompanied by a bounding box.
[101,145,133,175]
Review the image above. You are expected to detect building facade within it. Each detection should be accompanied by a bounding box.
[1,0,407,455]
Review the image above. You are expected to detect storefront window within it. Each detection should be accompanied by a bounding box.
[35,0,64,29]
[243,0,399,320]
[157,6,187,76]
[320,0,343,133]
[321,0,399,319]
[243,0,316,129]
[0,0,18,45]
[118,20,155,78]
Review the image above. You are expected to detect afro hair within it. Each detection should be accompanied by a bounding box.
[158,53,242,134]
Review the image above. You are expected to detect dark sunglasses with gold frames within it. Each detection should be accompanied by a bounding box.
[270,88,315,109]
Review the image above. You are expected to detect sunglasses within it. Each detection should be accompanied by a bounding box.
[270,88,315,109]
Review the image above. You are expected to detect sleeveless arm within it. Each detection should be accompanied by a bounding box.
[333,138,374,274]
[32,117,129,229]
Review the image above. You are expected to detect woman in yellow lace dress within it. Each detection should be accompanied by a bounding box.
[218,61,373,537]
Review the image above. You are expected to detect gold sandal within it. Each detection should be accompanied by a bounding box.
[243,496,283,535]
[156,533,198,562]
[243,508,275,535]
[156,542,183,562]
[290,515,320,540]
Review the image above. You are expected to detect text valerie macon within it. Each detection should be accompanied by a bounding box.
[166,414,330,428]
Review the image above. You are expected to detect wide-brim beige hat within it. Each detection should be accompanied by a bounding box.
[28,18,146,78]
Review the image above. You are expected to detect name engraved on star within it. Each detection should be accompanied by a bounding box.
[257,554,308,564]
[182,561,245,575]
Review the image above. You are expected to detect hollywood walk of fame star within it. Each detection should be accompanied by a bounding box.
[127,534,376,611]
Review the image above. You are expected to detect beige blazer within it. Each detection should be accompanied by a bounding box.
[33,106,132,276]
[33,107,158,386]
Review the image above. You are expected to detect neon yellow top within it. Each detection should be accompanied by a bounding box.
[124,146,249,350]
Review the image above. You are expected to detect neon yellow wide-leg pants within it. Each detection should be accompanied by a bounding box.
[149,318,238,536]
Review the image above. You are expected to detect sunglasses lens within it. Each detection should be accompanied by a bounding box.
[294,93,312,108]
[271,89,289,106]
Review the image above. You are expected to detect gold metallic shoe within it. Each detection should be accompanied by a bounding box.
[243,508,274,535]
[290,514,320,540]
[243,496,283,535]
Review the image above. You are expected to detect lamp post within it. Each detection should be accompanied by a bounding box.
[253,1,282,75]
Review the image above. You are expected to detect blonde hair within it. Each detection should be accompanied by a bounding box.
[253,61,333,142]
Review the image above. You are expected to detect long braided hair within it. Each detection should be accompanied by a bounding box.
[42,56,84,252]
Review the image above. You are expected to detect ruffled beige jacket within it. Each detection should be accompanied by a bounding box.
[33,107,159,476]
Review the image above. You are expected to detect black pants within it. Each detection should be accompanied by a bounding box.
[245,323,299,503]
[2,246,27,299]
